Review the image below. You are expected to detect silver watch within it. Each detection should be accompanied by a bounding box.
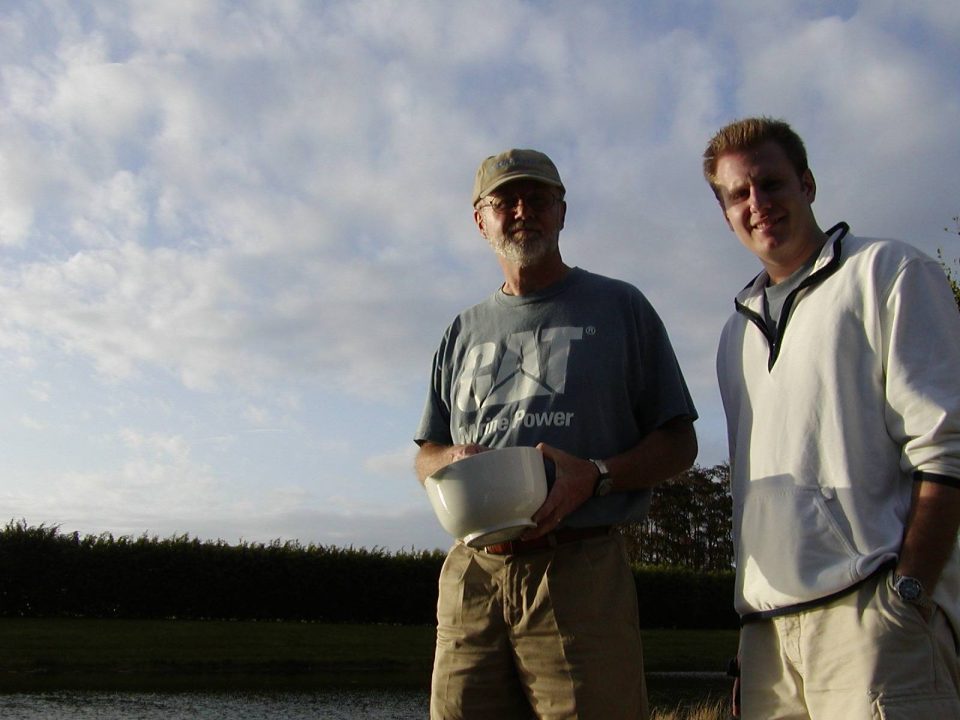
[590,459,613,497]
[892,574,926,606]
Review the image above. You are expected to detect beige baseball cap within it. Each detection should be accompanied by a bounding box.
[472,149,565,206]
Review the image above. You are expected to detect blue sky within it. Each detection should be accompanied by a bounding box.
[1,0,958,551]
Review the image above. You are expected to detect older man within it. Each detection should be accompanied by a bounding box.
[415,148,698,719]
[703,117,960,719]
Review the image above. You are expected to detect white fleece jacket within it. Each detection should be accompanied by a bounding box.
[717,224,960,626]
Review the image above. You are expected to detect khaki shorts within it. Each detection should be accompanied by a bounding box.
[430,534,647,720]
[740,570,960,719]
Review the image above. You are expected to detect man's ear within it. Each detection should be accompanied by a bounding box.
[558,200,566,231]
[474,208,487,237]
[802,169,817,203]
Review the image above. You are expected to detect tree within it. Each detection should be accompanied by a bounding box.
[941,215,960,313]
[617,463,733,571]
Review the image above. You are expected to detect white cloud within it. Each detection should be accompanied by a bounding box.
[118,428,190,459]
[364,444,417,478]
[27,381,51,402]
[19,415,45,430]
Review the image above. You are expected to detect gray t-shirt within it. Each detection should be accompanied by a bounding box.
[415,267,697,527]
[764,251,820,333]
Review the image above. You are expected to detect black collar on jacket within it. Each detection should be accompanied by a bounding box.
[734,222,850,371]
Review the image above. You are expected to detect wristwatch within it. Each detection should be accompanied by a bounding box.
[590,459,613,497]
[892,574,927,606]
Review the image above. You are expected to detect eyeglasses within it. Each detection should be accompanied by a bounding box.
[478,190,560,214]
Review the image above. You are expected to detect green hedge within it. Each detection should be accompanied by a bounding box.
[0,521,736,629]
[0,521,444,624]
[633,565,738,629]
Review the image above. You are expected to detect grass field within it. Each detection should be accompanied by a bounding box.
[0,617,737,696]
[0,618,434,691]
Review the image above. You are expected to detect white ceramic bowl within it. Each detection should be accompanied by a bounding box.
[425,446,548,548]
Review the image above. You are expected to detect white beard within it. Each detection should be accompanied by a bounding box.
[488,230,559,268]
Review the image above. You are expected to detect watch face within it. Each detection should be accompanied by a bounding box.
[896,577,923,602]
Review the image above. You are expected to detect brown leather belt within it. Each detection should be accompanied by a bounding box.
[482,526,612,555]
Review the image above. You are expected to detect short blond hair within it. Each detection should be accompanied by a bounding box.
[703,117,809,201]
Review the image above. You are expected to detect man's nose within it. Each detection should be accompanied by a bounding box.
[749,186,771,210]
[512,198,533,218]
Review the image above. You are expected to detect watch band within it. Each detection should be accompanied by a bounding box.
[590,459,613,497]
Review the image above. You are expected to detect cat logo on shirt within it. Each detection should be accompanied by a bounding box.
[454,327,584,413]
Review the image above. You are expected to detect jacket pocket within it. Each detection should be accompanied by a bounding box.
[739,483,859,609]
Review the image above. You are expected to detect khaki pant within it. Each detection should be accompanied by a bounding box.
[740,570,960,719]
[430,534,647,720]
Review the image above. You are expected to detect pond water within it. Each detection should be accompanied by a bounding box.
[0,688,429,719]
[0,674,729,719]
